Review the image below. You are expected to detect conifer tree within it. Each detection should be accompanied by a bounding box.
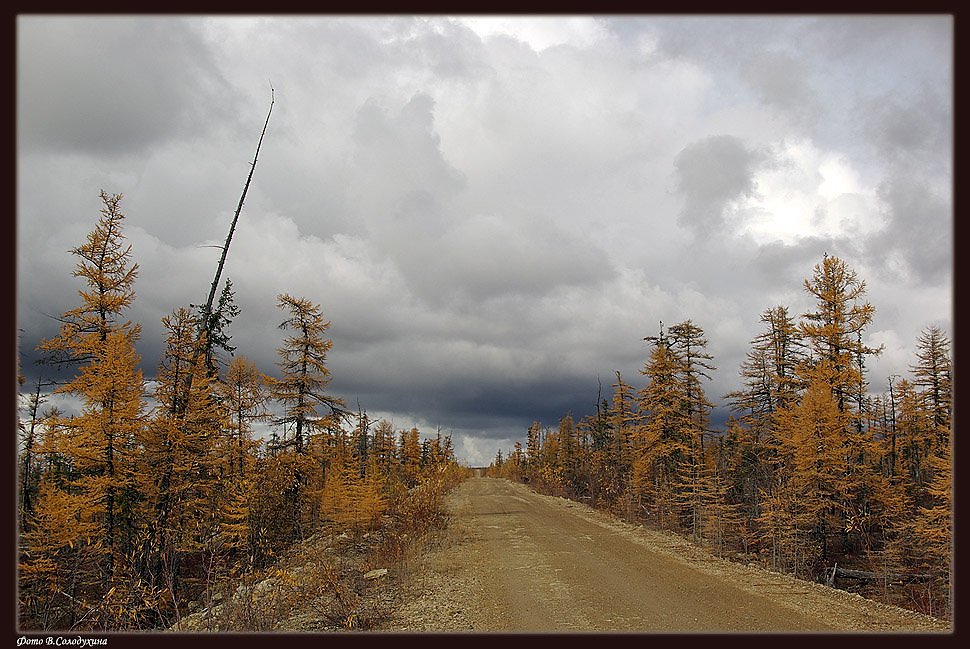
[910,326,952,447]
[399,427,423,487]
[756,476,799,574]
[607,372,640,512]
[266,294,345,542]
[882,375,901,478]
[666,321,716,535]
[723,306,805,547]
[22,192,149,629]
[139,308,230,597]
[373,419,397,475]
[667,320,716,449]
[538,424,565,494]
[580,396,617,505]
[799,254,882,419]
[525,420,542,482]
[34,191,147,584]
[696,439,742,555]
[609,371,639,470]
[909,326,952,613]
[320,453,385,533]
[797,255,883,563]
[269,294,345,455]
[636,325,690,526]
[218,355,267,480]
[557,413,580,494]
[727,306,803,422]
[774,372,845,572]
[194,278,242,377]
[915,440,952,613]
[19,478,107,628]
[19,378,53,530]
[353,406,371,478]
[493,449,504,473]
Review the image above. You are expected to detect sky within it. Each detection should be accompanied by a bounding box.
[16,15,953,467]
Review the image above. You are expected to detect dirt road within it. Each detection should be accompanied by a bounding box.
[386,477,950,633]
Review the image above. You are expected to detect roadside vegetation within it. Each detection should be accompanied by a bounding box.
[16,191,470,631]
[489,254,952,621]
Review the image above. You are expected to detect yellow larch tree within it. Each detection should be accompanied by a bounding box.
[915,441,952,616]
[215,355,267,565]
[796,254,884,567]
[265,293,346,543]
[667,320,716,538]
[268,293,345,455]
[20,416,104,629]
[369,419,399,482]
[524,420,542,483]
[320,450,386,534]
[724,306,804,555]
[607,372,641,514]
[910,326,952,611]
[635,325,690,528]
[399,426,423,488]
[18,378,53,531]
[910,326,952,448]
[774,366,846,576]
[137,308,233,607]
[25,191,148,629]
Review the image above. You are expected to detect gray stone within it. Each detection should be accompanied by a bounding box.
[363,568,388,580]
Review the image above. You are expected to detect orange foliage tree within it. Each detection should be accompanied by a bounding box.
[24,191,149,628]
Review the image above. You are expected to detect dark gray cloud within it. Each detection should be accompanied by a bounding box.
[856,89,952,177]
[351,93,466,216]
[753,237,844,288]
[652,17,801,63]
[740,50,821,128]
[867,177,951,286]
[673,135,768,238]
[17,16,237,157]
[804,15,951,71]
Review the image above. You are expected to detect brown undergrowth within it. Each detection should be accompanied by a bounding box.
[170,466,468,632]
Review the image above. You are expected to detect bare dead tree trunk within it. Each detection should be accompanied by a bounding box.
[172,88,274,424]
[199,87,275,344]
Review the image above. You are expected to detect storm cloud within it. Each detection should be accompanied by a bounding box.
[18,17,236,157]
[16,15,952,466]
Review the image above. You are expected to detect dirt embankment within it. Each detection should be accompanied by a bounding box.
[382,477,951,634]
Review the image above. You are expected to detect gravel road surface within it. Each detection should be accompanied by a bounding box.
[384,477,951,633]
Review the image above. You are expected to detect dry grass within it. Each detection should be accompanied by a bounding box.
[171,467,469,632]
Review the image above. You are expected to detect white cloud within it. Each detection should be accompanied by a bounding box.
[736,138,882,245]
[457,16,611,51]
[460,435,517,467]
[817,155,863,200]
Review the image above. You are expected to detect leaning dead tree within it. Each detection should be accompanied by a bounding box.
[173,88,274,416]
[198,86,275,352]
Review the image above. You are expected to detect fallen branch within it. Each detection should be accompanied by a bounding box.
[831,566,937,584]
